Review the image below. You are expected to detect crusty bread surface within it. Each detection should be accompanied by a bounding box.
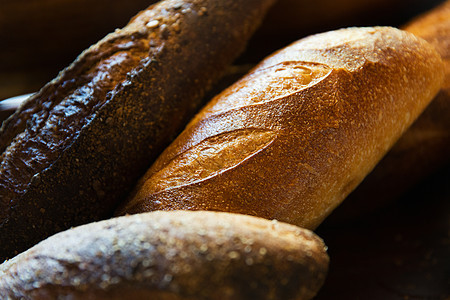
[118,26,444,229]
[0,0,276,261]
[329,0,450,222]
[0,210,329,300]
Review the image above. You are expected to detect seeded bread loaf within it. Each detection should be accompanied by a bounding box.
[0,210,329,300]
[330,0,450,222]
[0,0,275,261]
[118,27,444,229]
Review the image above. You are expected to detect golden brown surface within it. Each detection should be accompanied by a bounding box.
[118,27,444,229]
[0,0,276,261]
[330,0,450,222]
[0,211,329,300]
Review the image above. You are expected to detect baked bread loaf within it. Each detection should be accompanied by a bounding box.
[0,210,329,300]
[0,0,275,261]
[329,0,450,222]
[118,27,444,229]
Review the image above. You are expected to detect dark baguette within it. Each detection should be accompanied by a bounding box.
[0,210,329,300]
[0,0,275,261]
[117,27,444,229]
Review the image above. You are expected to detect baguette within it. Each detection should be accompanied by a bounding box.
[118,27,444,229]
[0,0,275,261]
[329,0,450,222]
[0,211,329,300]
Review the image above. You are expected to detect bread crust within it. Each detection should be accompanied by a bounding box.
[0,210,329,300]
[329,0,450,222]
[118,27,444,229]
[0,0,275,261]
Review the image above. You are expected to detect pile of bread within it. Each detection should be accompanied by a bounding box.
[0,0,448,299]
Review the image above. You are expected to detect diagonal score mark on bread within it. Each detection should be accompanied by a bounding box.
[198,61,332,120]
[141,128,277,196]
[137,62,331,197]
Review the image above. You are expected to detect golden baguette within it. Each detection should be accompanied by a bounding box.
[329,0,450,222]
[118,26,444,229]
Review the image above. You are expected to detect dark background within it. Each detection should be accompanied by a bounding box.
[317,165,449,299]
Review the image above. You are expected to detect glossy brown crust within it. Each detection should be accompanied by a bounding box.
[0,211,329,300]
[329,1,450,222]
[0,0,276,261]
[118,27,444,229]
